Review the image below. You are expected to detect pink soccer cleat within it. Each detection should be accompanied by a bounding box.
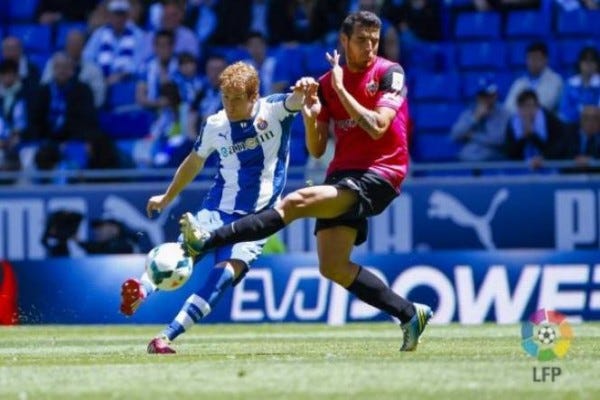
[120,279,146,316]
[147,336,176,354]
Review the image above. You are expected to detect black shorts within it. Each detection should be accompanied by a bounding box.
[314,170,399,246]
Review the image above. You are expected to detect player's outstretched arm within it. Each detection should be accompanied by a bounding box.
[286,77,318,111]
[146,152,205,217]
[326,50,398,140]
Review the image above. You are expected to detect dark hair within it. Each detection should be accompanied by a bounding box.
[154,29,175,44]
[246,31,266,43]
[577,46,599,70]
[341,11,381,38]
[516,89,539,106]
[0,59,18,75]
[159,82,181,106]
[178,52,197,65]
[526,42,548,57]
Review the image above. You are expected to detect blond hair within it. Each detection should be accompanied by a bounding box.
[218,61,260,100]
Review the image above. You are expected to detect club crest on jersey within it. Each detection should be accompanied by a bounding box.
[366,79,378,96]
[256,118,268,130]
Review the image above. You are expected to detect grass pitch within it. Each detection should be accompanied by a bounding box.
[1,323,599,400]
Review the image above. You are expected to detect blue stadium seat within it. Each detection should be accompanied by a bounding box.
[505,11,550,38]
[407,42,456,73]
[273,45,305,84]
[55,23,88,50]
[8,25,52,54]
[411,134,460,163]
[557,40,600,72]
[28,53,49,72]
[461,71,513,101]
[61,141,88,169]
[99,110,154,139]
[455,12,501,39]
[412,73,460,101]
[107,80,137,110]
[556,9,600,37]
[412,102,464,132]
[302,44,330,77]
[458,42,506,70]
[8,0,39,21]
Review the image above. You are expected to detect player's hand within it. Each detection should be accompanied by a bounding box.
[146,194,170,218]
[326,50,344,92]
[301,82,321,119]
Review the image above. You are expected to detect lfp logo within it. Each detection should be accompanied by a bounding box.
[521,309,573,361]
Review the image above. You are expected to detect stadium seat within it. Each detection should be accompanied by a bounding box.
[461,71,513,101]
[8,25,52,54]
[411,133,460,162]
[272,45,305,84]
[454,12,501,39]
[557,40,600,73]
[556,9,600,37]
[106,80,137,110]
[99,110,154,139]
[28,53,49,72]
[412,102,464,132]
[505,11,550,38]
[412,73,460,101]
[408,42,456,73]
[302,44,330,77]
[8,0,39,21]
[55,23,88,50]
[458,42,506,70]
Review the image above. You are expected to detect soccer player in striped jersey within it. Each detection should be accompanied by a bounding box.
[119,61,318,354]
[179,11,433,351]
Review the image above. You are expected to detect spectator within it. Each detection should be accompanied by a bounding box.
[451,77,511,161]
[42,30,106,108]
[144,0,199,59]
[172,52,203,105]
[42,210,84,256]
[189,54,226,129]
[29,53,99,171]
[244,32,277,95]
[555,0,599,11]
[137,82,193,168]
[505,89,565,169]
[80,218,138,254]
[382,0,443,42]
[184,0,218,53]
[559,46,600,125]
[562,105,600,172]
[504,42,564,114]
[136,30,178,109]
[471,0,540,11]
[212,0,268,45]
[1,37,41,93]
[83,0,145,86]
[36,0,98,24]
[0,60,30,172]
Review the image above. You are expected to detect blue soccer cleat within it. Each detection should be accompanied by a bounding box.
[179,212,211,258]
[400,303,433,351]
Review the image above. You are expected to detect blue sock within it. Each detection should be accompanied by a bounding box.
[162,265,235,341]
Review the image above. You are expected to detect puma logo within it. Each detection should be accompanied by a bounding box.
[428,189,509,249]
[218,132,227,139]
[101,195,179,246]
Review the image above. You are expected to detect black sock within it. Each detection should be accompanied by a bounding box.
[347,266,415,324]
[204,209,285,250]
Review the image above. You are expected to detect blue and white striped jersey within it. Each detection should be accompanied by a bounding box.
[194,94,298,214]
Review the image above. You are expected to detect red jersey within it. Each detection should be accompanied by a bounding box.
[317,56,409,190]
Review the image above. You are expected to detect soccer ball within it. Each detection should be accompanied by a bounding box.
[145,242,194,291]
[537,325,557,345]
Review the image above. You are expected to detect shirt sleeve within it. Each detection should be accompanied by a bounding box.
[376,64,406,112]
[264,93,298,120]
[193,120,215,159]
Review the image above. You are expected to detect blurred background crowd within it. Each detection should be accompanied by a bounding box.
[0,0,598,183]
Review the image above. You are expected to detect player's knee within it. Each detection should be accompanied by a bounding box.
[279,190,311,219]
[318,263,347,284]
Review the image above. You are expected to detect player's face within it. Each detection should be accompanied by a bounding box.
[221,87,256,121]
[342,25,379,71]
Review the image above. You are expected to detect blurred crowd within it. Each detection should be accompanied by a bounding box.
[0,0,598,183]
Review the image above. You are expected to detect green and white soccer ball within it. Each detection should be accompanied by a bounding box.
[145,242,193,291]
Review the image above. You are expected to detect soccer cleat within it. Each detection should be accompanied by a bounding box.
[147,336,176,354]
[120,279,146,316]
[179,212,211,258]
[400,303,433,352]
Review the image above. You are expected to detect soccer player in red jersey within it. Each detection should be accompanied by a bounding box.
[179,11,432,351]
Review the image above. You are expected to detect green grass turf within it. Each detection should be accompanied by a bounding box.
[0,323,598,400]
